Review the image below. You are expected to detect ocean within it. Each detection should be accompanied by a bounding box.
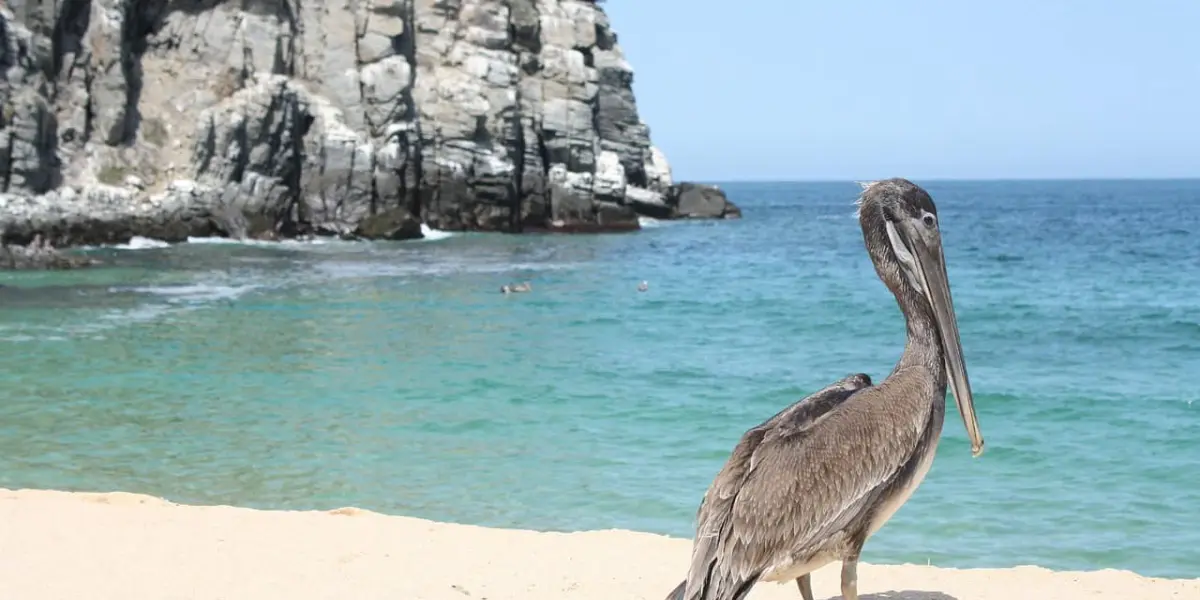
[1,180,1197,578]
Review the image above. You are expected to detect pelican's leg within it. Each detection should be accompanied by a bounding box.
[840,555,860,600]
[795,574,814,600]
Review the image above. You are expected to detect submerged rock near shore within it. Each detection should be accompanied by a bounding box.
[0,0,739,257]
[1,235,95,270]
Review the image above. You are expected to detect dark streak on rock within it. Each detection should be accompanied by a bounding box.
[0,0,741,269]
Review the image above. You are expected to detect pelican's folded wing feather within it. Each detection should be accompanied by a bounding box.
[680,373,878,600]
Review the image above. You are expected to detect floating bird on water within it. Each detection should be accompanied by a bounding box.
[638,280,650,292]
[501,281,532,294]
[665,178,985,600]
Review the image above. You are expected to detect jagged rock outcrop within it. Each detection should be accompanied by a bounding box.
[0,0,739,253]
[670,183,741,219]
[1,234,95,269]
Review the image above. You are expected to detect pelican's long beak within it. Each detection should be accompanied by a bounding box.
[910,227,985,457]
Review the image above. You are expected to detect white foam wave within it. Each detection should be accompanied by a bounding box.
[0,270,267,344]
[0,334,67,343]
[99,303,174,324]
[312,259,581,281]
[82,225,453,252]
[123,229,451,248]
[186,236,259,245]
[638,216,663,228]
[120,282,260,304]
[116,236,172,249]
[0,302,179,343]
[77,236,172,250]
[186,236,279,247]
[420,224,456,241]
[184,235,349,247]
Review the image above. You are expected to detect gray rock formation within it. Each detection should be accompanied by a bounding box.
[670,182,741,219]
[0,0,739,254]
[1,234,96,269]
[631,182,742,220]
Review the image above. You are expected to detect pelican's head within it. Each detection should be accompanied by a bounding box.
[856,178,985,458]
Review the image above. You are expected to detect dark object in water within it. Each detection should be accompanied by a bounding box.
[0,234,97,270]
[501,282,532,294]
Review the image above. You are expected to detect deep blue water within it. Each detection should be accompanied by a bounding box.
[1,180,1198,578]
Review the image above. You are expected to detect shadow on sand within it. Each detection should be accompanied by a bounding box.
[841,592,958,600]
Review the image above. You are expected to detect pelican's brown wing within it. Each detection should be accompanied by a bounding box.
[674,373,874,600]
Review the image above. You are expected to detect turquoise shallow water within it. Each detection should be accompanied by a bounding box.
[1,180,1198,578]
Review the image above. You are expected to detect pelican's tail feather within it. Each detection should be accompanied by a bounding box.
[664,580,686,600]
[665,575,758,600]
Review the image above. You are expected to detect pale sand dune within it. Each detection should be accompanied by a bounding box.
[0,489,1194,600]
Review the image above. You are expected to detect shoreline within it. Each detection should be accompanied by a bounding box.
[0,488,1194,599]
[0,180,738,258]
[0,193,717,271]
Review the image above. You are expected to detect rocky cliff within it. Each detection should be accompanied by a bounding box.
[0,0,739,252]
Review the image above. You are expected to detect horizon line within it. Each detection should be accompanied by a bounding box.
[683,176,1200,184]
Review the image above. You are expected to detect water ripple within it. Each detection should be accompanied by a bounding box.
[0,180,1198,577]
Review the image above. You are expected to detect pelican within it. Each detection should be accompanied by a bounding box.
[501,281,532,294]
[665,179,985,600]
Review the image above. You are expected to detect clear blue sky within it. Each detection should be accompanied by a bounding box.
[602,0,1200,181]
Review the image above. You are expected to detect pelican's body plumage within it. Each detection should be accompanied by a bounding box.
[666,179,985,600]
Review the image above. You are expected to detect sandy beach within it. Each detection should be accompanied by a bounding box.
[0,489,1193,600]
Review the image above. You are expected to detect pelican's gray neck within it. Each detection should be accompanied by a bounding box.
[860,210,947,382]
[895,291,945,380]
